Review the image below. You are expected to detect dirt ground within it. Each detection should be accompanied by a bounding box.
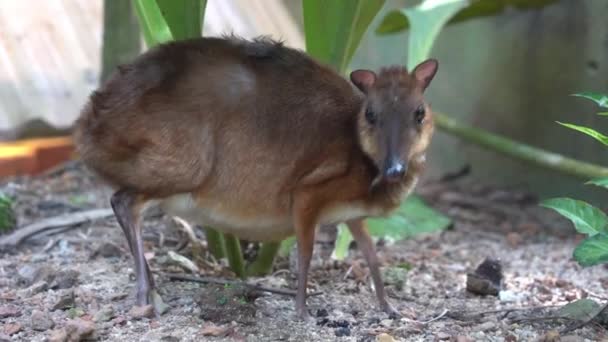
[0,162,607,342]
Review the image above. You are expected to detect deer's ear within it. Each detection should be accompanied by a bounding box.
[413,59,438,90]
[350,69,376,93]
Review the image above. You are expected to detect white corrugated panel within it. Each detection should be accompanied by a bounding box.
[0,0,304,132]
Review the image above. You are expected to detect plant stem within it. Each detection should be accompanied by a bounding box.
[205,228,226,259]
[434,113,608,180]
[224,233,246,279]
[246,242,281,276]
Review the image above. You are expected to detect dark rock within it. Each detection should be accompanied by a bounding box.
[466,258,503,296]
[93,243,122,258]
[51,270,80,290]
[334,327,351,337]
[31,309,55,331]
[64,319,95,341]
[327,320,349,328]
[316,308,328,317]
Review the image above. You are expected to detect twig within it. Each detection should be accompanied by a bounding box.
[509,315,575,325]
[0,208,113,250]
[560,300,608,334]
[447,305,560,321]
[420,309,449,324]
[161,272,322,297]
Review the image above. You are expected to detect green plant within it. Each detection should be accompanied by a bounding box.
[0,193,15,233]
[541,93,608,267]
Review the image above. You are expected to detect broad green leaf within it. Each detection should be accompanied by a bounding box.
[541,198,608,236]
[366,195,451,241]
[598,112,608,116]
[134,0,174,47]
[377,0,559,35]
[557,122,608,147]
[573,234,608,267]
[557,299,601,321]
[303,0,385,73]
[586,178,608,190]
[396,0,470,69]
[0,193,15,233]
[155,0,206,40]
[332,223,354,260]
[572,92,608,109]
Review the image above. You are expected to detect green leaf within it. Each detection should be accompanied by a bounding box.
[303,0,385,73]
[556,122,608,146]
[401,0,469,69]
[586,178,608,190]
[573,234,608,267]
[366,195,451,241]
[557,298,601,320]
[332,223,354,261]
[377,0,559,35]
[155,0,206,40]
[278,237,296,258]
[572,92,608,109]
[540,198,608,236]
[0,193,15,233]
[133,0,174,47]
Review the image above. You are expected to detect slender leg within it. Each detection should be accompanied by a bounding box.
[110,189,154,307]
[347,219,399,316]
[293,202,317,320]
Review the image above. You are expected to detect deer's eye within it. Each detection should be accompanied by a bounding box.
[414,106,425,124]
[365,108,377,125]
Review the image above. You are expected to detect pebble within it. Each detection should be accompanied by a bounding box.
[0,305,21,318]
[65,318,96,341]
[17,265,50,287]
[435,332,450,340]
[128,305,154,320]
[93,305,115,322]
[20,281,49,297]
[474,321,496,332]
[0,333,10,342]
[52,290,75,310]
[51,270,79,290]
[334,327,350,337]
[31,309,55,331]
[3,323,21,335]
[376,333,397,342]
[94,242,122,258]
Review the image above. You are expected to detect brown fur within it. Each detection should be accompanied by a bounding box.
[73,35,438,317]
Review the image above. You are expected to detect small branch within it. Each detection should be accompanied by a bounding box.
[560,300,608,334]
[420,309,449,324]
[162,272,322,297]
[0,208,113,250]
[435,113,608,180]
[447,305,560,322]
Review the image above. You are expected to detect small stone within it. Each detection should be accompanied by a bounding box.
[0,333,10,342]
[376,333,397,342]
[52,290,75,310]
[436,332,450,340]
[18,265,51,287]
[475,321,496,332]
[466,258,503,296]
[504,333,517,342]
[93,305,114,322]
[128,305,154,320]
[560,335,584,342]
[499,290,526,303]
[334,327,350,337]
[31,309,55,331]
[0,305,21,318]
[95,242,122,258]
[64,318,95,341]
[538,330,560,342]
[455,337,474,342]
[51,270,79,290]
[505,232,522,247]
[48,328,68,342]
[3,323,21,335]
[316,308,328,317]
[380,319,392,327]
[22,281,49,297]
